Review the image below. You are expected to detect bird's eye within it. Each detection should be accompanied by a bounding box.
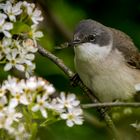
[87,34,96,41]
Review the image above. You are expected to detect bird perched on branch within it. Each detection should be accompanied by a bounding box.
[70,19,140,102]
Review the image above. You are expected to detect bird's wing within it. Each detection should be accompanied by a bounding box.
[110,27,140,69]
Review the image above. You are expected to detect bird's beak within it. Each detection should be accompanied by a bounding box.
[68,39,81,47]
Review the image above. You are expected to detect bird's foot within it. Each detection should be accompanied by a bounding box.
[70,73,80,87]
[97,107,110,119]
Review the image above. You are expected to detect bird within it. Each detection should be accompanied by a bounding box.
[70,19,140,102]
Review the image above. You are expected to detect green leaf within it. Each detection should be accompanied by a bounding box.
[23,108,32,123]
[11,21,30,35]
[40,114,60,127]
[30,123,38,140]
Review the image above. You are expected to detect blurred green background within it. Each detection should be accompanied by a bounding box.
[3,0,140,139]
[36,0,140,140]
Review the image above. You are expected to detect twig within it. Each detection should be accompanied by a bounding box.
[83,102,140,108]
[37,45,74,78]
[37,45,121,140]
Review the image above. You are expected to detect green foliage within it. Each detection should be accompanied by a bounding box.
[11,22,30,35]
[50,0,86,29]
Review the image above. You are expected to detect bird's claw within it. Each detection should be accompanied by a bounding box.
[70,73,80,87]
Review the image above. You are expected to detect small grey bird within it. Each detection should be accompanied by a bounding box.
[71,19,140,102]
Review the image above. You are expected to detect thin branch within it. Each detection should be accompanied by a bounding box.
[37,45,121,140]
[37,45,74,78]
[82,102,140,108]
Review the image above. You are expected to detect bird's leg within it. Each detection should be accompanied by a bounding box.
[71,73,111,119]
[98,100,119,120]
[70,73,81,87]
[97,107,110,120]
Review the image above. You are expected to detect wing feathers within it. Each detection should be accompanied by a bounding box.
[110,28,140,69]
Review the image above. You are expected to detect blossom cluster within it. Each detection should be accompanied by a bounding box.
[0,76,83,139]
[51,92,84,127]
[0,0,43,77]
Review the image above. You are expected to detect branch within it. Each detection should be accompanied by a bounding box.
[37,45,121,140]
[82,102,140,108]
[37,45,74,78]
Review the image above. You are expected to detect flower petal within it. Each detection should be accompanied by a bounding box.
[60,92,65,101]
[3,22,13,30]
[66,120,74,127]
[15,64,25,71]
[20,95,29,105]
[60,113,67,119]
[40,108,47,118]
[67,94,76,101]
[3,31,11,38]
[9,98,18,108]
[72,100,80,106]
[4,63,12,71]
[32,104,39,112]
[74,118,83,125]
[34,31,43,38]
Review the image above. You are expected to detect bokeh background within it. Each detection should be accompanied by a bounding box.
[2,0,140,139]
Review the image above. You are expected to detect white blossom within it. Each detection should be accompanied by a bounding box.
[22,1,35,14]
[4,76,29,108]
[49,99,65,113]
[2,1,23,22]
[1,38,12,55]
[31,25,43,38]
[3,75,18,89]
[30,25,43,45]
[23,76,38,90]
[22,39,38,53]
[57,92,80,109]
[23,2,43,25]
[12,123,30,140]
[0,85,6,97]
[0,13,7,18]
[32,94,50,118]
[0,14,13,37]
[9,92,29,108]
[25,63,36,78]
[0,1,44,76]
[0,74,83,139]
[31,9,43,24]
[60,108,83,127]
[4,49,25,71]
[0,96,7,112]
[43,84,56,96]
[0,107,22,131]
[2,37,12,47]
[1,39,37,76]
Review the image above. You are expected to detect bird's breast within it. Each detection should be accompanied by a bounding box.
[74,48,139,102]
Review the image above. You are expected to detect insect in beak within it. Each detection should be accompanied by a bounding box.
[68,39,82,47]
